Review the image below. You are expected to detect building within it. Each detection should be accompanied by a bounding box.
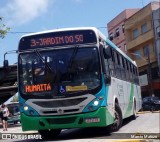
[153,8,160,79]
[107,9,140,53]
[125,1,160,97]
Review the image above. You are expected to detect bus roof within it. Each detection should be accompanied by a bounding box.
[21,27,102,38]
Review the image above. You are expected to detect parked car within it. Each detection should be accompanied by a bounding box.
[142,96,160,111]
[6,102,21,124]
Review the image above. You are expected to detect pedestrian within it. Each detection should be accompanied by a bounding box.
[0,107,3,122]
[1,104,9,131]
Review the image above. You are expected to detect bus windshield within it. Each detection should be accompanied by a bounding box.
[18,46,101,99]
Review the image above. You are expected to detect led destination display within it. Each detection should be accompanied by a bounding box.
[19,30,97,50]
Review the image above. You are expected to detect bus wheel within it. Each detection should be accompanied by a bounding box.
[131,101,137,120]
[109,103,122,132]
[38,129,61,139]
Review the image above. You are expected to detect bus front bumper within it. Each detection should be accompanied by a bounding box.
[21,107,114,131]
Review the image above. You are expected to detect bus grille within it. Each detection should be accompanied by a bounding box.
[33,97,86,108]
[42,108,79,114]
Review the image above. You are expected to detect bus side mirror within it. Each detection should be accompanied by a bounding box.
[103,45,111,59]
[3,60,9,71]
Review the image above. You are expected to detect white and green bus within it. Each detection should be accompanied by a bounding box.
[17,27,142,138]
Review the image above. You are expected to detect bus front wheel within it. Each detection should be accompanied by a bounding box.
[38,129,61,139]
[109,103,122,132]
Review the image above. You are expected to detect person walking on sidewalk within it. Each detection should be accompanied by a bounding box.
[1,104,9,131]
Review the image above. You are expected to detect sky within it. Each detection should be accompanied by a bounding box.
[0,0,154,66]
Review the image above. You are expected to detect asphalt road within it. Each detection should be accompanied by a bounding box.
[0,111,159,141]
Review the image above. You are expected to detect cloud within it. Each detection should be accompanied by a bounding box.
[0,0,50,26]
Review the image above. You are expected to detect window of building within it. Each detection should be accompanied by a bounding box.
[141,23,148,34]
[134,50,142,60]
[133,28,139,39]
[143,45,149,57]
[122,25,125,33]
[109,33,113,41]
[115,28,120,37]
[157,26,160,37]
[124,44,127,52]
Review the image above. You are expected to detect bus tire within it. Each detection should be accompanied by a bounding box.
[131,100,137,120]
[109,103,122,132]
[38,129,61,139]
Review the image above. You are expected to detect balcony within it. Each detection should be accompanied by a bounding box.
[127,30,154,50]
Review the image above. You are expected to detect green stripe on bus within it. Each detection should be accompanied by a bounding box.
[124,84,134,117]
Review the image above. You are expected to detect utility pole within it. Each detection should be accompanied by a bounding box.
[146,48,153,96]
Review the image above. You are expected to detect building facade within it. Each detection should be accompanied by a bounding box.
[153,8,160,79]
[107,9,140,53]
[125,1,160,97]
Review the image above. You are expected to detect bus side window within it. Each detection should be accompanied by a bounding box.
[134,66,138,84]
[103,47,110,77]
[125,59,129,82]
[130,63,133,82]
[116,52,121,79]
[119,55,125,80]
[104,59,110,77]
[122,57,126,81]
[107,48,115,77]
[127,62,131,82]
[113,51,118,77]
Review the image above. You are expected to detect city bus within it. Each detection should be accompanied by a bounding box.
[17,27,142,138]
[6,102,20,124]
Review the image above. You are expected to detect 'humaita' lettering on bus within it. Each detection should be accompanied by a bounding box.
[25,84,51,93]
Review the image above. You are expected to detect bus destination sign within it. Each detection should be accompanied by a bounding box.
[30,34,83,47]
[19,30,97,51]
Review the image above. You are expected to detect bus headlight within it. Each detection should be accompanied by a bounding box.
[24,106,28,111]
[94,100,99,106]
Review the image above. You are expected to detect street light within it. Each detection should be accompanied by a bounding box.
[130,52,153,96]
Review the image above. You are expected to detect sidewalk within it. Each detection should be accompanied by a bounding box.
[0,123,38,134]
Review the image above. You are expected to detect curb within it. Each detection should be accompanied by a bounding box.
[114,140,150,142]
[137,110,160,114]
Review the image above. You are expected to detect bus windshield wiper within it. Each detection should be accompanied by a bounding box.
[68,45,79,69]
[34,49,55,73]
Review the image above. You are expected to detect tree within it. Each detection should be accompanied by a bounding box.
[0,17,10,39]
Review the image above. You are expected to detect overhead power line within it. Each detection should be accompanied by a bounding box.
[6,18,160,34]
